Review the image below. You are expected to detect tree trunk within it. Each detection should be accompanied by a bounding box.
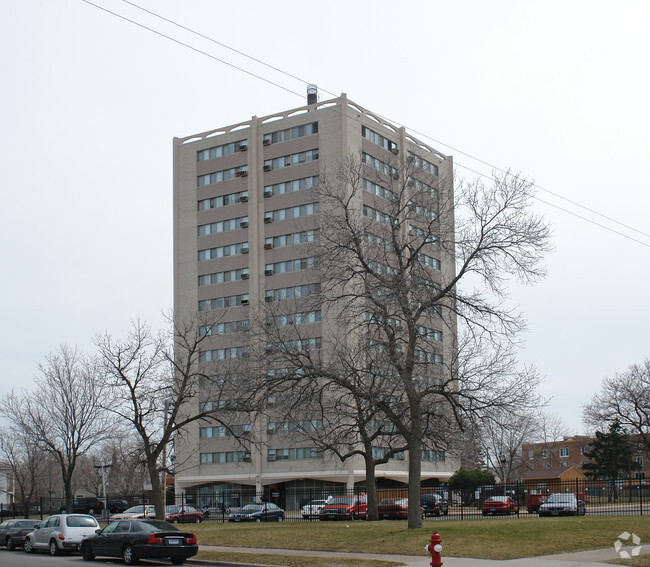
[147,456,164,520]
[365,456,379,521]
[407,436,423,529]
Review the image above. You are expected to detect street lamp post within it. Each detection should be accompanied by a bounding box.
[499,455,507,496]
[93,463,112,520]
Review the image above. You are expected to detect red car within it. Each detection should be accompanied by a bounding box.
[482,496,518,516]
[319,495,367,520]
[377,498,424,520]
[164,505,205,523]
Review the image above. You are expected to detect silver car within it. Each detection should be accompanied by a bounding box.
[24,514,100,555]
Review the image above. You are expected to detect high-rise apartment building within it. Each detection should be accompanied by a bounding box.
[173,93,459,507]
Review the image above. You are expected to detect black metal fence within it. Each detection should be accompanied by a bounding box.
[3,478,647,522]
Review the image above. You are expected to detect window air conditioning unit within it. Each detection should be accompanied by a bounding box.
[392,172,400,180]
[265,295,274,302]
[241,272,249,280]
[263,138,272,146]
[240,143,248,152]
[241,247,249,254]
[264,269,274,276]
[242,429,251,435]
[240,221,249,228]
[240,194,248,202]
[391,147,399,155]
[239,170,248,177]
[242,455,251,462]
[263,164,272,172]
[264,243,273,249]
[240,298,249,305]
[264,216,273,224]
[263,189,272,198]
[267,455,276,461]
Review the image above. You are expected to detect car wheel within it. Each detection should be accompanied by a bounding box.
[171,558,186,565]
[24,537,35,553]
[49,539,59,556]
[195,516,202,523]
[81,541,95,561]
[349,512,356,520]
[6,537,15,551]
[277,516,284,522]
[173,517,179,523]
[122,544,139,565]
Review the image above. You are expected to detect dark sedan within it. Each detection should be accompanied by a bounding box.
[228,503,285,522]
[80,519,198,565]
[0,519,41,550]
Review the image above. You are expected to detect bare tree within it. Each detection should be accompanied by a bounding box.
[95,316,256,520]
[0,427,44,517]
[263,153,550,528]
[0,345,113,512]
[583,359,650,453]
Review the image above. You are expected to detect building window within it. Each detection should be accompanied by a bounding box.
[580,446,589,455]
[198,191,248,211]
[198,166,248,186]
[267,202,320,222]
[363,178,395,201]
[559,461,570,468]
[416,326,442,341]
[268,311,321,327]
[636,455,644,466]
[266,230,319,250]
[199,320,250,336]
[414,350,443,364]
[267,447,320,460]
[363,204,396,226]
[559,448,569,458]
[267,337,322,353]
[200,424,251,438]
[198,216,248,236]
[197,140,246,161]
[263,122,318,145]
[266,283,321,302]
[264,149,319,171]
[265,176,318,196]
[407,177,437,198]
[265,257,318,275]
[198,294,249,312]
[199,346,248,361]
[198,242,248,261]
[408,151,439,176]
[421,450,446,462]
[267,420,322,435]
[362,152,396,177]
[420,253,441,270]
[542,449,551,459]
[362,126,397,152]
[409,225,438,245]
[528,450,534,460]
[198,268,249,286]
[200,451,250,464]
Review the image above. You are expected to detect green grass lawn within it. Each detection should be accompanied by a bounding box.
[192,516,650,564]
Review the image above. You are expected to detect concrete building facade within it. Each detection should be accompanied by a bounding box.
[173,93,459,506]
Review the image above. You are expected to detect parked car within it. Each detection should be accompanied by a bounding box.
[482,496,519,516]
[0,519,41,550]
[378,498,424,520]
[79,518,198,565]
[24,514,100,555]
[110,505,157,520]
[58,497,104,515]
[421,493,449,517]
[319,495,367,520]
[301,499,329,518]
[538,493,586,517]
[107,499,129,514]
[165,505,205,523]
[228,503,285,522]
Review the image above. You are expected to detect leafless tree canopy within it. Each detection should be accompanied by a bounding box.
[0,345,113,512]
[259,153,550,528]
[583,359,650,451]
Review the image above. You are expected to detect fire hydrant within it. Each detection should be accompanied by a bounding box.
[425,531,443,567]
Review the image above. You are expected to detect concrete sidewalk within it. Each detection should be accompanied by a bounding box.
[196,543,650,566]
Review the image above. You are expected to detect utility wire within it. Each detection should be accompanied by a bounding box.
[86,0,649,246]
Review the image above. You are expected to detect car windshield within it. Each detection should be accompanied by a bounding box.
[165,505,181,513]
[66,516,99,527]
[379,499,398,505]
[486,497,508,502]
[328,497,355,505]
[546,494,574,503]
[240,504,263,512]
[123,506,152,514]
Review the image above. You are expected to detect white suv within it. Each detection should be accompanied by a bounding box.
[24,514,100,555]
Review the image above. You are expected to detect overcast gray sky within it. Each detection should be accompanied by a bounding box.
[1,0,648,434]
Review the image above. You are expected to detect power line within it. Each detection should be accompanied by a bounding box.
[84,0,649,247]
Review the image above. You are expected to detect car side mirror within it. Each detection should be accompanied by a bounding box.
[95,528,102,534]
